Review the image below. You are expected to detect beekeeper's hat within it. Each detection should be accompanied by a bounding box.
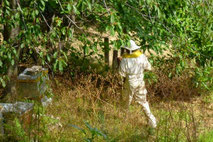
[123,40,140,53]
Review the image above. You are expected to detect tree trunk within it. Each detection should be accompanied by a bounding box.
[2,0,20,102]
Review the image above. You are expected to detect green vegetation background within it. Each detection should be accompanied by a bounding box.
[0,0,213,141]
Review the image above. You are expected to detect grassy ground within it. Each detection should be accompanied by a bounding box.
[40,73,213,142]
[1,71,213,142]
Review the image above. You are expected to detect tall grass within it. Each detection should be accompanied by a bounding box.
[198,130,213,142]
[1,63,213,141]
[40,72,211,141]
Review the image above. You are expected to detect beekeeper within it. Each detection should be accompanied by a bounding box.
[119,40,157,128]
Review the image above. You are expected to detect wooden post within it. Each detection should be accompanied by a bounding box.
[112,50,118,70]
[0,112,4,135]
[3,0,20,102]
[120,27,127,57]
[104,37,109,65]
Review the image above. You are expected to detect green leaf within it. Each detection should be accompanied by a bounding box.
[20,43,25,48]
[35,10,39,15]
[5,0,10,6]
[62,59,67,66]
[53,52,58,58]
[0,78,6,88]
[105,25,110,32]
[117,22,122,30]
[84,121,107,139]
[56,19,62,26]
[67,3,72,12]
[62,51,68,61]
[68,124,86,134]
[40,0,45,7]
[110,14,115,24]
[8,52,11,59]
[68,28,73,38]
[73,5,80,15]
[15,13,19,19]
[47,55,51,62]
[53,60,58,72]
[85,46,89,55]
[11,59,14,65]
[59,60,63,72]
[110,26,115,36]
[13,49,16,54]
[87,1,92,11]
[61,27,66,35]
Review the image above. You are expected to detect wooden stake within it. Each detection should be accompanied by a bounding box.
[104,37,109,65]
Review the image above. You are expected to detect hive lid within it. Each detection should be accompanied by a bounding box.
[17,66,48,83]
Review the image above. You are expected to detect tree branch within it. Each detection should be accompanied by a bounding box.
[65,15,83,30]
[57,0,83,30]
[125,3,150,21]
[103,0,110,15]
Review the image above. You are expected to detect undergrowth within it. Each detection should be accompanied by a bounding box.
[1,58,213,141]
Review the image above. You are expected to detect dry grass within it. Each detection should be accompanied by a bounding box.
[147,71,200,101]
[40,71,213,142]
[1,62,213,141]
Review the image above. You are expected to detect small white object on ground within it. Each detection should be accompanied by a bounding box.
[41,96,52,107]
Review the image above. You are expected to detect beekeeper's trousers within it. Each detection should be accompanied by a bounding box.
[122,77,157,128]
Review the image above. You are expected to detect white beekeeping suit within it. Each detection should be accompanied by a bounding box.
[119,40,157,128]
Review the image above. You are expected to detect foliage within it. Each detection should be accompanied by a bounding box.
[3,103,62,141]
[0,1,213,89]
[70,121,108,142]
[4,117,28,142]
[1,1,213,141]
[2,72,212,141]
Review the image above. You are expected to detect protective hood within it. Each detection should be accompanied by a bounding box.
[123,40,140,51]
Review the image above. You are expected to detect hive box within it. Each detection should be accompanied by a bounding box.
[0,102,34,135]
[16,66,48,100]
